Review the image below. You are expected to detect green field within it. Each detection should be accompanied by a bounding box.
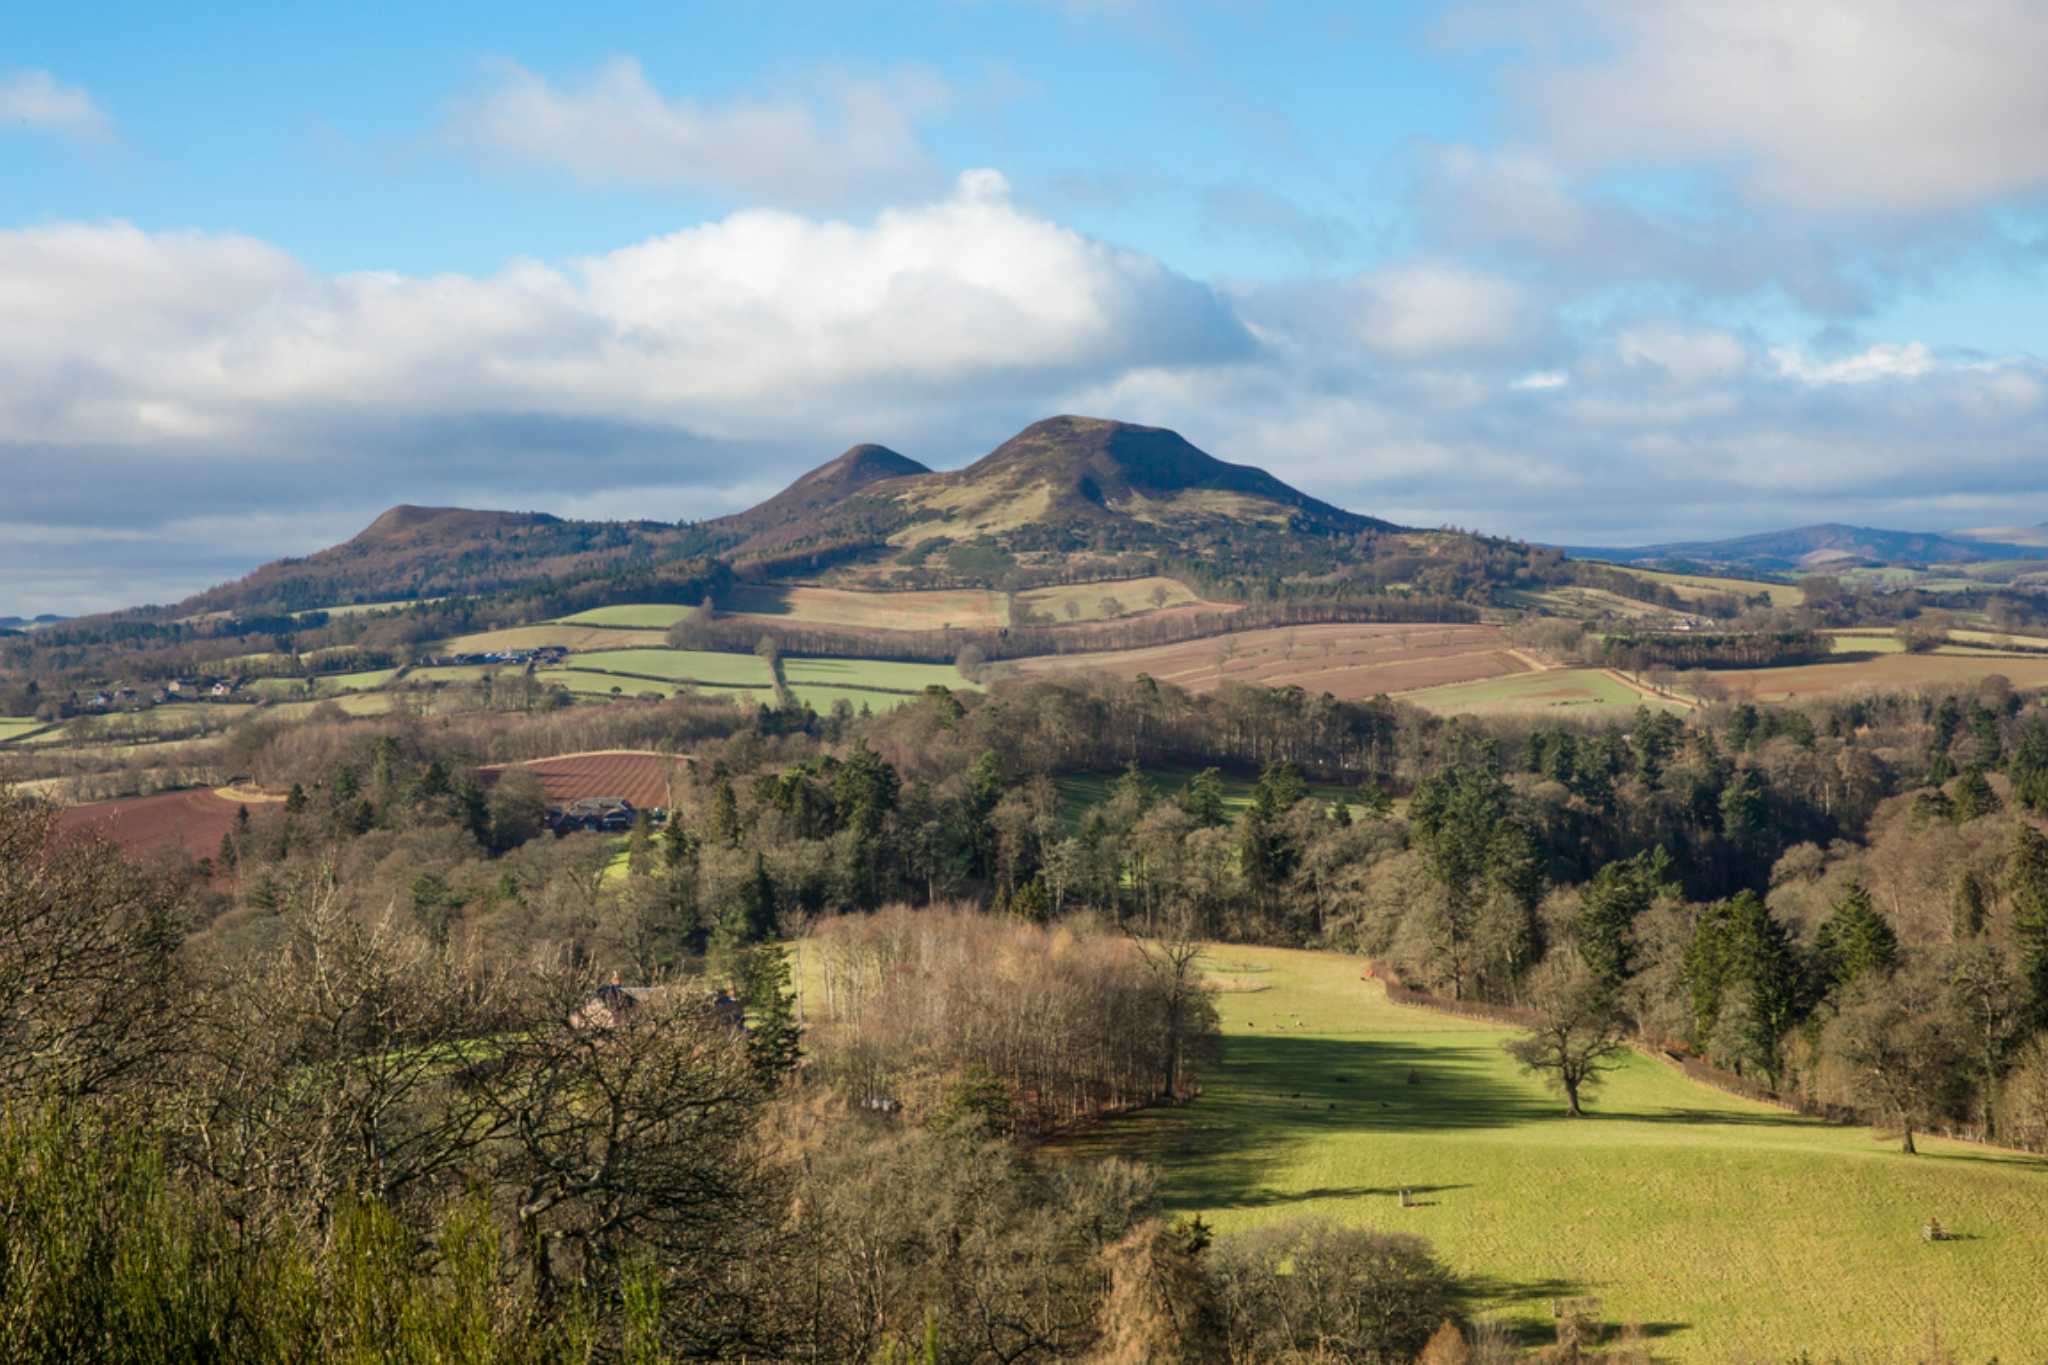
[1825,629,1906,655]
[296,597,442,620]
[241,676,314,700]
[1056,944,2048,1360]
[405,664,505,685]
[554,603,695,629]
[314,668,401,694]
[785,684,921,715]
[0,716,48,742]
[1603,564,1805,609]
[781,656,980,693]
[265,692,397,721]
[571,649,772,688]
[1402,668,1682,716]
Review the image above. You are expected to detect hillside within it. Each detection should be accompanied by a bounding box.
[175,505,716,616]
[705,415,1407,586]
[1056,944,2048,1359]
[168,416,1487,619]
[1569,522,2048,574]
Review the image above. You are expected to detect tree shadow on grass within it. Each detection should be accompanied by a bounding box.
[1129,1031,1561,1211]
[1225,1181,1474,1209]
[1469,1275,1692,1354]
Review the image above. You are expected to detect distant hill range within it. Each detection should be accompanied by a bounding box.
[1566,523,2048,575]
[0,614,69,631]
[171,416,1431,617]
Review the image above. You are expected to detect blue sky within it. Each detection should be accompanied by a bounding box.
[4,0,2047,613]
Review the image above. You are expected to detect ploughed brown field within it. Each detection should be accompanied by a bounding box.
[1702,651,2048,701]
[58,788,249,862]
[1008,622,1530,699]
[479,750,676,810]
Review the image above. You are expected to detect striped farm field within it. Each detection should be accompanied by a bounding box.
[479,750,678,810]
[1011,622,1528,700]
[1601,563,1805,608]
[1702,652,2048,701]
[57,787,251,862]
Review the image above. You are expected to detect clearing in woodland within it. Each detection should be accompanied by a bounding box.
[1009,623,1527,699]
[1058,944,2048,1361]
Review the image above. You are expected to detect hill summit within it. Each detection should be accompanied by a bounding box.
[706,415,1392,581]
[172,415,1412,614]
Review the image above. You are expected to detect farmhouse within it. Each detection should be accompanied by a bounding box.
[551,795,637,832]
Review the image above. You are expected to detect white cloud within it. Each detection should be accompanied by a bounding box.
[0,69,111,141]
[1615,325,1748,385]
[0,172,1249,511]
[1511,370,1568,391]
[1770,341,1935,385]
[445,56,950,204]
[1354,263,1530,356]
[1497,0,2048,212]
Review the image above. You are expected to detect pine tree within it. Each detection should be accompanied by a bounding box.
[736,944,803,1083]
[1814,882,1900,989]
[712,779,741,846]
[2009,825,2048,1023]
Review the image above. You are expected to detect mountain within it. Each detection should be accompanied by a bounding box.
[168,416,1428,616]
[0,614,68,630]
[703,415,1396,582]
[1566,523,2048,575]
[178,505,710,616]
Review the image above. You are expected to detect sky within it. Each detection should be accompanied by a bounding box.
[4,0,2047,616]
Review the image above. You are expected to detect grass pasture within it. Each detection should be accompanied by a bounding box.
[439,624,669,654]
[784,684,920,715]
[571,649,772,689]
[554,603,695,630]
[314,668,401,694]
[1058,944,2048,1360]
[1601,563,1805,608]
[781,656,979,693]
[0,716,48,743]
[1018,576,1199,622]
[264,693,397,722]
[723,583,1008,631]
[1401,668,1680,716]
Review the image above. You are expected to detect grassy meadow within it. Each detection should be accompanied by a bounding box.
[1401,668,1682,716]
[572,649,772,688]
[554,603,695,629]
[1605,564,1805,609]
[781,656,980,693]
[1058,944,2048,1360]
[0,716,49,743]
